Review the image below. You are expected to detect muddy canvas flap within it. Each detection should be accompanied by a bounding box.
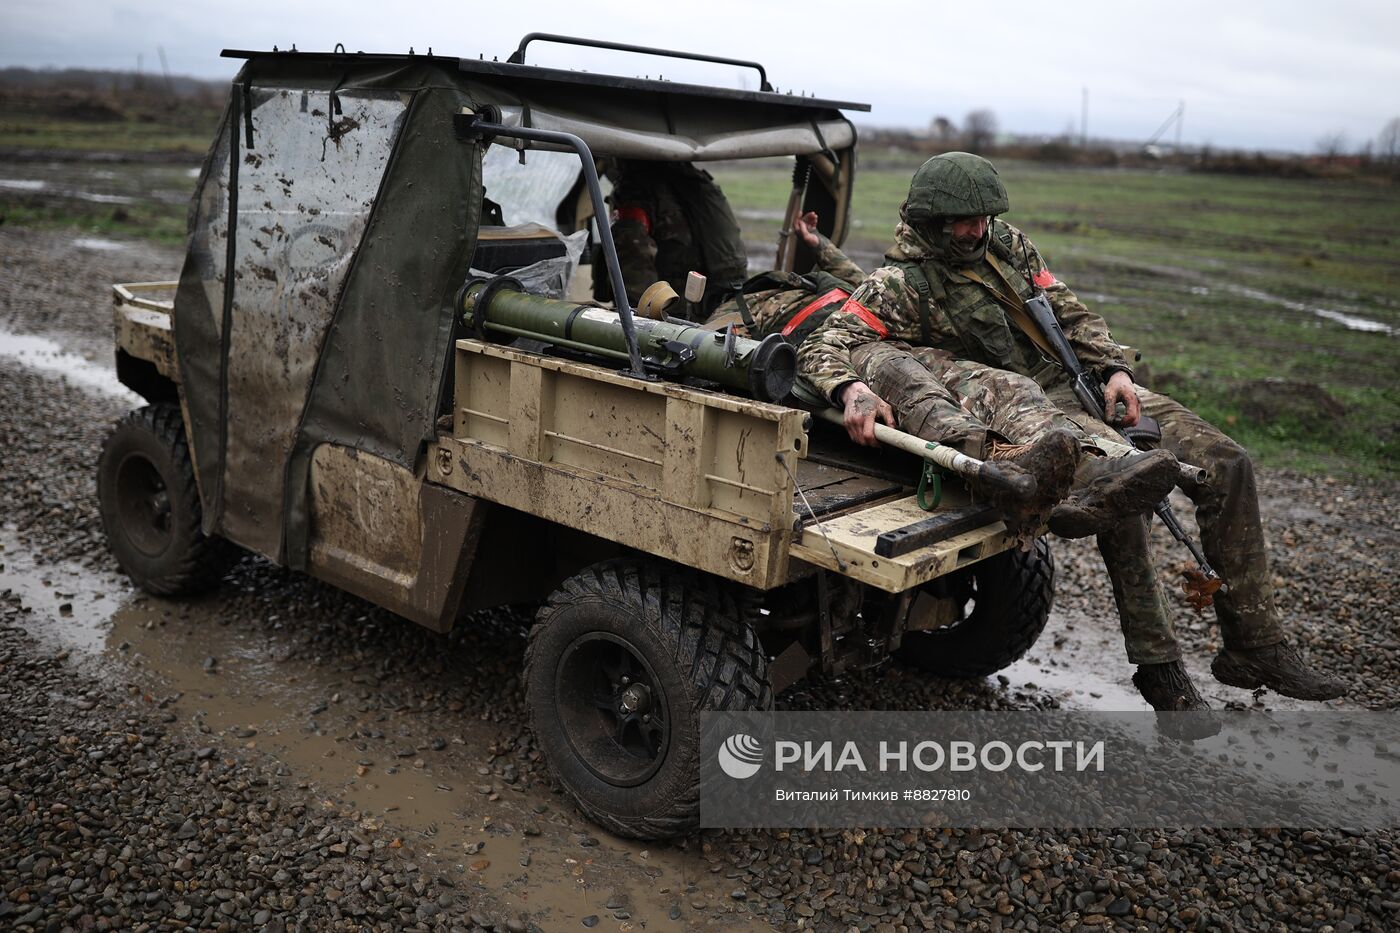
[282,87,482,569]
[171,100,234,521]
[172,58,483,565]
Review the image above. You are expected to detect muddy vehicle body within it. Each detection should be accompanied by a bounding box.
[101,38,1052,838]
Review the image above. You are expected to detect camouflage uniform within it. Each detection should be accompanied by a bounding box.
[799,218,1283,664]
[593,160,749,318]
[851,341,1095,459]
[707,235,865,339]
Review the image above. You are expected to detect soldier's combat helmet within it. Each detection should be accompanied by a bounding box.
[903,152,1009,223]
[901,152,1009,262]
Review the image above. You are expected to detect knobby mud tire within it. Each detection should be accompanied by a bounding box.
[97,404,233,596]
[897,537,1054,680]
[525,560,772,839]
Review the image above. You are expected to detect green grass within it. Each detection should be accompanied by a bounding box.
[711,152,1400,477]
[0,117,215,155]
[0,94,223,155]
[0,199,188,245]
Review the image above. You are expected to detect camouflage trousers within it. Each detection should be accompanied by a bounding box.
[851,342,1286,664]
[851,342,1093,458]
[1041,378,1285,665]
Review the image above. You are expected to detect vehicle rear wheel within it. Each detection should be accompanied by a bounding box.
[97,404,232,595]
[525,559,772,839]
[896,537,1054,679]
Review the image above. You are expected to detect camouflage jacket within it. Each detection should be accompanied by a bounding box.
[731,235,865,327]
[797,220,1132,402]
[594,162,748,317]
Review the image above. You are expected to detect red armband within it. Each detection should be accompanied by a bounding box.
[612,205,651,235]
[839,298,890,338]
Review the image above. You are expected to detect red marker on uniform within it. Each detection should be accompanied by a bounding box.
[840,298,889,337]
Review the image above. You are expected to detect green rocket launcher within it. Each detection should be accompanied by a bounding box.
[457,276,797,403]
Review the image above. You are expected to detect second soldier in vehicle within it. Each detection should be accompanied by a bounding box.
[593,159,749,319]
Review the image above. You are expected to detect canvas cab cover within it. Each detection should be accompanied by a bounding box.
[173,41,868,569]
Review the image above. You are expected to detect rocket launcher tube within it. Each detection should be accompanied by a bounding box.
[459,279,797,403]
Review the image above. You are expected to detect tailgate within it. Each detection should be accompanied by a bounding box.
[789,485,1016,593]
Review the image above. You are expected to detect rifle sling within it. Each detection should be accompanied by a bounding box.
[963,256,1061,361]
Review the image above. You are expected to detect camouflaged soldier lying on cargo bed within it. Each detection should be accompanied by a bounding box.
[706,212,866,343]
[796,152,1346,725]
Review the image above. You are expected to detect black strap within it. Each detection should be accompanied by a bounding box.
[213,84,244,528]
[328,72,348,138]
[808,117,838,166]
[732,289,756,329]
[903,262,934,345]
[241,78,254,149]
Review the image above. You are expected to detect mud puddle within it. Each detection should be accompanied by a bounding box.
[1220,283,1395,336]
[0,531,743,930]
[0,177,134,204]
[0,160,197,206]
[0,527,122,651]
[0,328,139,401]
[72,236,129,251]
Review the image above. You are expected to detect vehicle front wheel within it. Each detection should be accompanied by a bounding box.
[896,537,1054,679]
[525,560,772,839]
[97,404,232,595]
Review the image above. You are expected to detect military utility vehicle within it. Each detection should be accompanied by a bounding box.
[100,37,1052,838]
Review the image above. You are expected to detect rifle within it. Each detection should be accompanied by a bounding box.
[1014,237,1224,608]
[774,157,811,274]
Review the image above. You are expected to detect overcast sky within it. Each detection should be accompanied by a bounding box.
[3,0,1398,153]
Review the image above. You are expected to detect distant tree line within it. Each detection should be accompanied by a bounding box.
[876,108,1400,181]
[0,67,225,99]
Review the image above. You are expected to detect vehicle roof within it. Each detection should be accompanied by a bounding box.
[221,49,870,113]
[222,48,868,161]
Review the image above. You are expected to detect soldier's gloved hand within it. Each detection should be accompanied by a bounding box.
[840,381,896,447]
[1103,371,1141,427]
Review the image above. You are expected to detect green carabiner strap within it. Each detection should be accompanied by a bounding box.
[916,447,944,511]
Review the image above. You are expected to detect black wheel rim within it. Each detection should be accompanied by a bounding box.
[555,632,670,787]
[114,451,172,558]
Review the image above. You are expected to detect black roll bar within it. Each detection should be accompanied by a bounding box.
[453,111,648,378]
[506,33,773,92]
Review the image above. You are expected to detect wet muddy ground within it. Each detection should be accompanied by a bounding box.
[2,224,1399,931]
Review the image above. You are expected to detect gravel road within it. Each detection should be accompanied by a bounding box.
[1,226,1397,931]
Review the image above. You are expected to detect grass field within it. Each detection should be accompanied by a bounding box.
[0,90,223,156]
[2,107,1396,475]
[714,154,1400,477]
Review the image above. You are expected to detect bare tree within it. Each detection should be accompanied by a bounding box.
[1315,131,1348,163]
[964,109,998,153]
[1379,117,1400,166]
[928,116,956,145]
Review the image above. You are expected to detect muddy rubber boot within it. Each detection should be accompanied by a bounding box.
[1211,641,1347,700]
[1047,449,1179,539]
[976,429,1079,540]
[985,429,1080,513]
[1132,660,1222,740]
